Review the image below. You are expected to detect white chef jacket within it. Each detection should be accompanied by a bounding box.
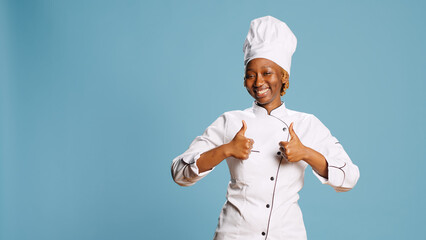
[171,102,360,240]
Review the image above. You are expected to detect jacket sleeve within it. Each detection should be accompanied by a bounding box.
[308,115,360,192]
[171,114,227,187]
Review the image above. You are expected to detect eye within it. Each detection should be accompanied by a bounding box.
[245,74,255,79]
[263,71,272,76]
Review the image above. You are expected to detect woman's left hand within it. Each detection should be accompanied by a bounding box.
[279,123,308,162]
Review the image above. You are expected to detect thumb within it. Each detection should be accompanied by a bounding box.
[237,120,247,136]
[289,122,298,140]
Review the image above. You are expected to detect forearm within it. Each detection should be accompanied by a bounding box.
[196,144,232,173]
[303,146,328,179]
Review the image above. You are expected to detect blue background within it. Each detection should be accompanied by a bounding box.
[1,0,425,239]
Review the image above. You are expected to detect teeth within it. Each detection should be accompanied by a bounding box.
[257,89,269,94]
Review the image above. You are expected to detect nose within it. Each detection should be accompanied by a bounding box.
[254,75,265,87]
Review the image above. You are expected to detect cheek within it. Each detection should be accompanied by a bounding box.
[271,79,282,92]
[244,81,253,90]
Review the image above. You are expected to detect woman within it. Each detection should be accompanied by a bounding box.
[171,16,360,240]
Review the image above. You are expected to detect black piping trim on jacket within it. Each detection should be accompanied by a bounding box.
[329,162,346,187]
[265,115,289,240]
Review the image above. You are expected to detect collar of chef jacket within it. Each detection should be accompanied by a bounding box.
[251,101,288,118]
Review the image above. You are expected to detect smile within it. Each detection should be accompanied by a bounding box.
[255,88,270,97]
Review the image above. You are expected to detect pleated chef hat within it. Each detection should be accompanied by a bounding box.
[243,16,297,75]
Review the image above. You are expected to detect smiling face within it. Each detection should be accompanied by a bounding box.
[244,58,289,114]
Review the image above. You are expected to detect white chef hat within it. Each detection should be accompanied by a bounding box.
[243,16,297,75]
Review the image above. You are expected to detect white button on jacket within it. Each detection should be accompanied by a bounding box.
[171,102,360,240]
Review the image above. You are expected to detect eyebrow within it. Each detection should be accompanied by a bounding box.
[246,66,273,71]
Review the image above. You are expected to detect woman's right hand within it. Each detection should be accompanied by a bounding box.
[196,120,254,173]
[226,120,254,160]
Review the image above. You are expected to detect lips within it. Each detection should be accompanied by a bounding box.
[255,88,270,98]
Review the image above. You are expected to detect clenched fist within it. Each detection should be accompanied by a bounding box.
[279,122,308,162]
[227,120,254,160]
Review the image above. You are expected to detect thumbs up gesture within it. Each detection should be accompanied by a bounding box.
[279,123,307,162]
[227,120,254,160]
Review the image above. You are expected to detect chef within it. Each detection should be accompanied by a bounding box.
[171,16,360,240]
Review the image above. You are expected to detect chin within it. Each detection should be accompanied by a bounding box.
[255,99,272,105]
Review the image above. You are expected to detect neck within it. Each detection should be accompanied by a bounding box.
[256,101,283,115]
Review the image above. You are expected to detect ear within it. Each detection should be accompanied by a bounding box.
[281,69,289,85]
[280,69,289,96]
